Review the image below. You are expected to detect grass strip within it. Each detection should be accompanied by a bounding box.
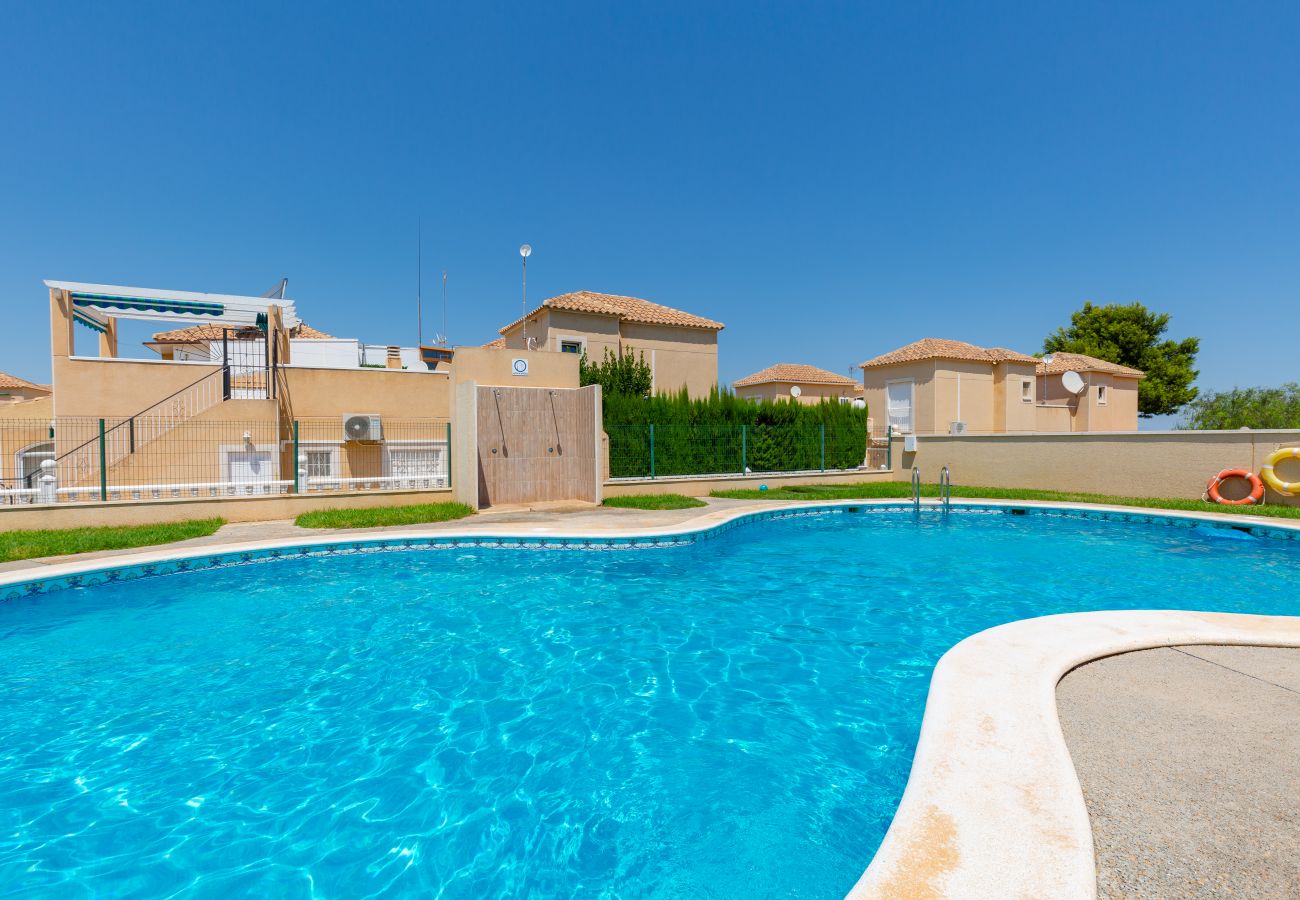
[0,518,226,563]
[295,502,475,529]
[602,494,707,510]
[710,482,1300,521]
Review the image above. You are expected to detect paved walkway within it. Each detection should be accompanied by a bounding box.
[0,497,763,573]
[1057,645,1300,898]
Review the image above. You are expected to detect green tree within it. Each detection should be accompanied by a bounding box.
[1043,302,1199,417]
[1180,383,1300,430]
[579,348,653,397]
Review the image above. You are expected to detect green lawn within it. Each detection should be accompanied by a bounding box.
[602,493,708,510]
[710,481,1300,521]
[295,502,475,529]
[0,518,226,563]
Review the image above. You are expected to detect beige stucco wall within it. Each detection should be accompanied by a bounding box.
[862,360,938,434]
[283,366,450,419]
[619,322,718,398]
[865,358,1141,434]
[734,381,857,404]
[499,313,718,399]
[896,430,1300,507]
[449,346,580,391]
[54,358,225,418]
[0,398,54,485]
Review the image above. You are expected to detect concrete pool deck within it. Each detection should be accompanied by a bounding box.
[1058,645,1300,899]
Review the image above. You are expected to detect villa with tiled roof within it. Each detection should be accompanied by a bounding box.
[860,338,1143,434]
[733,363,860,404]
[495,291,724,398]
[0,371,51,403]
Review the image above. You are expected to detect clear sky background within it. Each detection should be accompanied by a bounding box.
[2,2,1297,419]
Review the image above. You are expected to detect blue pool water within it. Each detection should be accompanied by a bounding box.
[1,508,1297,898]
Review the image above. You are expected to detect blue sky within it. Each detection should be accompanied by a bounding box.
[2,2,1298,409]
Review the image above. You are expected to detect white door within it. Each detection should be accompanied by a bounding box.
[226,450,275,483]
[886,381,914,432]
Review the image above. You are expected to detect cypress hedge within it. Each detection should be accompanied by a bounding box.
[604,387,868,477]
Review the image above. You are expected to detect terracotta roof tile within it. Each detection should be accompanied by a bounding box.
[481,337,506,349]
[1037,351,1144,377]
[734,363,857,388]
[860,338,1039,369]
[152,322,334,342]
[0,371,49,392]
[500,291,723,335]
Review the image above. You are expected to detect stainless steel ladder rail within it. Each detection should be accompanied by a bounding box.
[939,466,952,509]
[911,466,921,508]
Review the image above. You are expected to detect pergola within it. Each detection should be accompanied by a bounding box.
[46,280,301,347]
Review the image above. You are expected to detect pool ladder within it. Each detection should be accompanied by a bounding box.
[914,466,952,510]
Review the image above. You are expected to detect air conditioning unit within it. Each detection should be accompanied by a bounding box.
[343,414,383,442]
[949,421,968,435]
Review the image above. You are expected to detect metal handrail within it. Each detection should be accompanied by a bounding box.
[911,466,921,508]
[940,466,951,509]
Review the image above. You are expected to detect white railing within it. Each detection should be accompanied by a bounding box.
[58,369,227,489]
[57,479,293,503]
[304,474,449,492]
[0,487,41,506]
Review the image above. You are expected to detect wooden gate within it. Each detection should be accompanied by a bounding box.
[473,385,600,506]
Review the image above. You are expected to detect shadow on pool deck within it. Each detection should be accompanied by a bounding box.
[1057,645,1300,899]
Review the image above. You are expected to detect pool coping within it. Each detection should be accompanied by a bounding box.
[845,610,1300,900]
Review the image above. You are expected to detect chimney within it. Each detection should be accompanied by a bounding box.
[386,346,401,369]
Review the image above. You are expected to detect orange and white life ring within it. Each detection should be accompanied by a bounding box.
[1206,468,1265,506]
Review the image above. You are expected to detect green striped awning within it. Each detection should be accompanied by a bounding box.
[72,310,109,333]
[71,292,225,317]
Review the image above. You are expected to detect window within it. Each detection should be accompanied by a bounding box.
[16,442,54,489]
[386,443,447,480]
[305,449,335,478]
[556,335,587,355]
[223,448,275,483]
[886,380,914,432]
[1097,385,1108,405]
[1021,380,1033,402]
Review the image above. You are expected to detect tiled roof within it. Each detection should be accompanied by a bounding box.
[500,291,724,335]
[0,371,49,392]
[1037,351,1144,377]
[860,338,1039,369]
[152,322,334,342]
[481,337,506,349]
[734,363,857,388]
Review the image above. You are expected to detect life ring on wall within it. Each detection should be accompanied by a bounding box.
[1260,447,1300,496]
[1206,468,1264,506]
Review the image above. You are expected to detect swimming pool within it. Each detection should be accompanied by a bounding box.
[1,505,1297,897]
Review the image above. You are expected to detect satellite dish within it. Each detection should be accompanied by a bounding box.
[789,385,802,398]
[851,398,866,409]
[526,336,538,350]
[1061,370,1087,395]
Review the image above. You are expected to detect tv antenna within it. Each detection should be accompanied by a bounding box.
[416,219,424,347]
[436,270,448,346]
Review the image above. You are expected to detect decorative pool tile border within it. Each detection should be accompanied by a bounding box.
[3,502,1297,602]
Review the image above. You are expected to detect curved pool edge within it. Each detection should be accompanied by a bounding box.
[846,609,1300,900]
[2,498,1299,599]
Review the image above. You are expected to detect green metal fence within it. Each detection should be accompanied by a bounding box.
[0,416,451,506]
[607,422,890,479]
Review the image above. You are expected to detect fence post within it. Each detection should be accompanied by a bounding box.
[97,418,107,501]
[292,419,300,493]
[446,421,453,489]
[741,424,747,473]
[886,424,893,471]
[649,424,655,479]
[820,424,825,471]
